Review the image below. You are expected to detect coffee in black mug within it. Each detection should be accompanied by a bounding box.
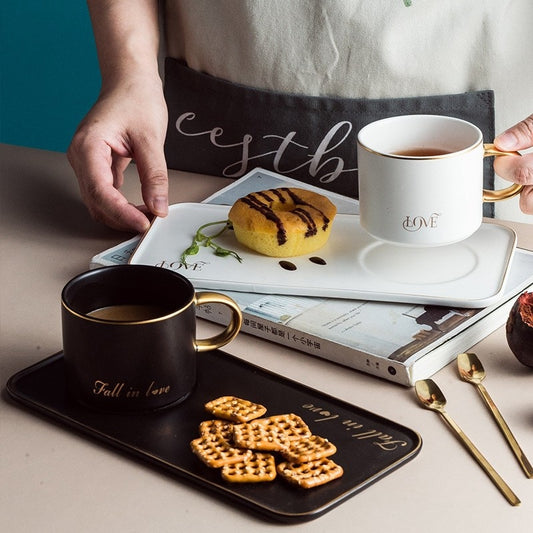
[61,265,242,412]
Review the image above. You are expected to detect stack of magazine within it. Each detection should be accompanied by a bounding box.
[91,169,533,386]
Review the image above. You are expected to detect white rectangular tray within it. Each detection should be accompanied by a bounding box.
[130,203,516,308]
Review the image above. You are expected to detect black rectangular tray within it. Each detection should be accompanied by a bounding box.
[6,350,421,523]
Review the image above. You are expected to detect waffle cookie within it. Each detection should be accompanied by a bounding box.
[277,457,344,489]
[255,414,312,441]
[204,396,267,423]
[220,452,277,483]
[198,419,235,443]
[232,420,291,452]
[281,435,337,463]
[190,435,253,468]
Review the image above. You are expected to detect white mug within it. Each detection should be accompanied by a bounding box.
[356,115,522,246]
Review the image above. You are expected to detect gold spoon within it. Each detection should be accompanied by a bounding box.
[457,352,533,478]
[415,379,520,506]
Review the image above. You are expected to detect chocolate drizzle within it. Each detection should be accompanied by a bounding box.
[241,193,287,245]
[268,189,287,203]
[293,208,317,237]
[238,188,331,246]
[284,188,331,232]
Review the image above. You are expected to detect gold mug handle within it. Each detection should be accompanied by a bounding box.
[194,291,242,352]
[483,143,524,201]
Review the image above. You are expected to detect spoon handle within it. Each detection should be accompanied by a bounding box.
[439,410,521,506]
[475,383,533,478]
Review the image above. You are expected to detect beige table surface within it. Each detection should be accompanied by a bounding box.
[1,143,532,532]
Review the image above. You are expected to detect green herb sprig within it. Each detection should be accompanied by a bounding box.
[180,219,243,264]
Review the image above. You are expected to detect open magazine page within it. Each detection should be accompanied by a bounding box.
[231,292,476,358]
[288,300,477,361]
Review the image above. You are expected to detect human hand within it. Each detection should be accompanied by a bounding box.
[67,78,168,232]
[493,114,533,215]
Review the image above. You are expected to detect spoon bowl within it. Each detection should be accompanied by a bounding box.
[457,352,485,385]
[415,379,447,412]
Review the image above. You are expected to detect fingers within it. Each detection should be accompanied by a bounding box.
[494,115,533,215]
[519,186,533,214]
[494,114,533,151]
[493,154,533,214]
[493,152,533,184]
[68,133,151,232]
[131,133,169,219]
[111,152,131,189]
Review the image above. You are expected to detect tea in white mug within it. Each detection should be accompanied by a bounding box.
[392,147,452,157]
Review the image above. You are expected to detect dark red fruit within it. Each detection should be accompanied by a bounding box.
[506,292,533,368]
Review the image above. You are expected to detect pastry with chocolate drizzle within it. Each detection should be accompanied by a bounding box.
[228,188,337,257]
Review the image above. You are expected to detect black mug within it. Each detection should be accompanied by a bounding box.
[61,265,242,412]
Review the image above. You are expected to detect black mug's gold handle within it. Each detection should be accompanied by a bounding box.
[194,292,242,352]
[483,143,524,202]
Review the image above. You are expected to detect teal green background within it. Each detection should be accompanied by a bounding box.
[0,1,100,152]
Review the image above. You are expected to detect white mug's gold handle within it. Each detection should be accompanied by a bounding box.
[483,143,524,202]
